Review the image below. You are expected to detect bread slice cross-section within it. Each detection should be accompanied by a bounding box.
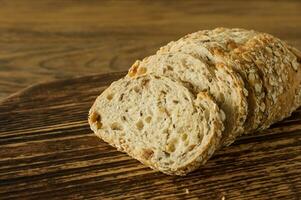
[88,75,224,175]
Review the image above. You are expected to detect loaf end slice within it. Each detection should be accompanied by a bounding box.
[88,75,224,175]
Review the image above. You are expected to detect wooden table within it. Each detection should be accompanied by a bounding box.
[1,1,301,199]
[0,0,300,99]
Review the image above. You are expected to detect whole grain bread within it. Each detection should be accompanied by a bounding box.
[89,28,301,175]
[89,75,224,175]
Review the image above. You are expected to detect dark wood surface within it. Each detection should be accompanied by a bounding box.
[0,0,301,99]
[0,72,300,199]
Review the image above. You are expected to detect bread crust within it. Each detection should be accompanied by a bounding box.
[239,34,301,130]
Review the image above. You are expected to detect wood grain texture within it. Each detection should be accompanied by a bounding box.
[0,0,300,99]
[0,72,301,199]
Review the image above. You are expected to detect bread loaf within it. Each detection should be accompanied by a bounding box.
[89,28,301,175]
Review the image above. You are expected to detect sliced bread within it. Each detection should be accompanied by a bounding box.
[128,52,247,146]
[157,28,266,135]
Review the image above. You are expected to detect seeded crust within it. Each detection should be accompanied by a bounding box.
[289,47,301,112]
[156,28,266,136]
[128,52,247,147]
[88,75,224,175]
[240,34,301,130]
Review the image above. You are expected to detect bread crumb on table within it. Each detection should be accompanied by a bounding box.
[185,188,189,194]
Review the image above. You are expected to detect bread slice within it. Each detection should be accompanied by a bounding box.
[88,74,224,175]
[128,52,248,147]
[157,28,265,135]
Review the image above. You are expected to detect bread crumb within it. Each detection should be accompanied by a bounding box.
[137,66,147,75]
[185,189,189,194]
[128,60,140,77]
[221,196,225,200]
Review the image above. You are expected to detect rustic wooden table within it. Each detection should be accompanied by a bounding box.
[0,0,300,100]
[1,1,301,199]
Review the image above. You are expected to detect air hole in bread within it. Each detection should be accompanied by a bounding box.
[96,122,102,129]
[90,112,102,129]
[181,133,188,141]
[161,90,167,95]
[136,120,144,130]
[110,122,123,131]
[119,93,124,101]
[163,151,170,157]
[142,79,150,87]
[166,139,177,153]
[166,65,173,71]
[204,110,210,121]
[106,94,114,101]
[134,86,140,93]
[90,112,100,123]
[173,100,179,104]
[140,111,143,117]
[145,116,152,123]
[166,142,176,153]
[220,93,225,103]
[163,129,170,136]
[121,116,127,121]
[188,144,196,151]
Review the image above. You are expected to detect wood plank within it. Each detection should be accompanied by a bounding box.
[0,72,300,199]
[0,0,300,99]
